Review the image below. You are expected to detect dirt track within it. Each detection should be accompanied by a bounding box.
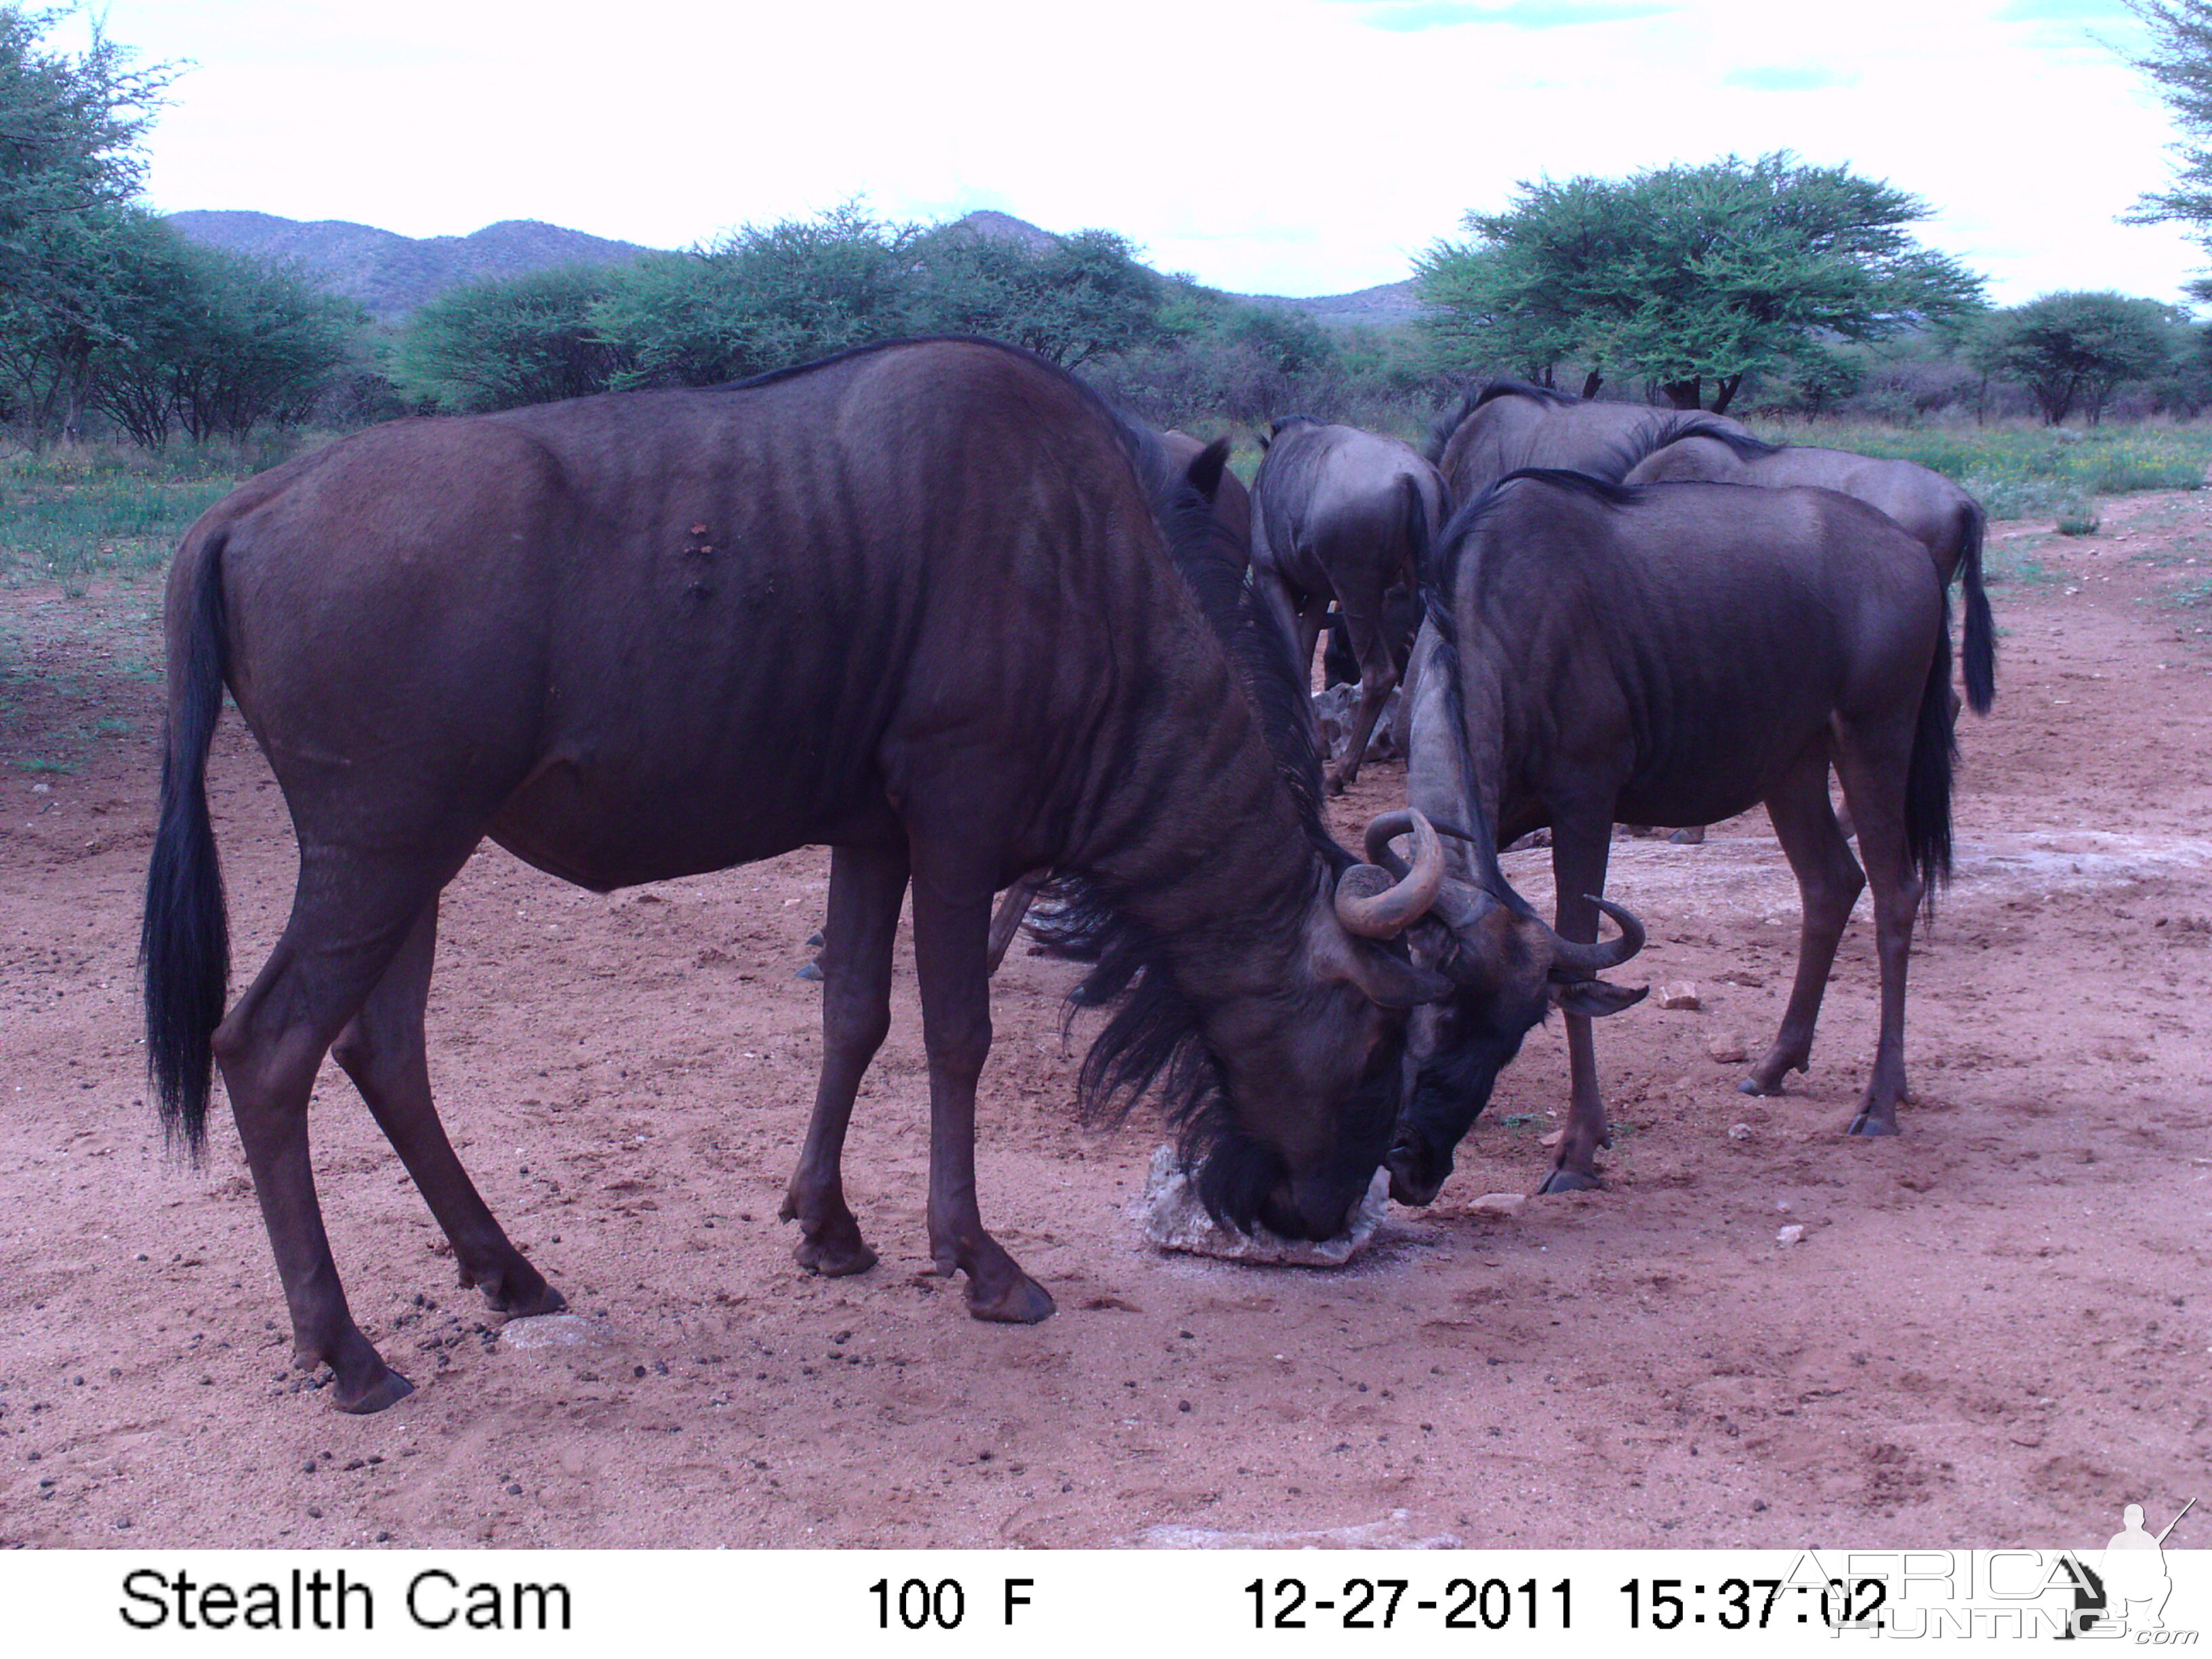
[3,491,2209,1550]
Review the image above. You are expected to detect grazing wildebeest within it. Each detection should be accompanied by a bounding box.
[1387,471,1955,1202]
[1428,379,1750,504]
[142,338,1454,1413]
[1250,417,1448,791]
[1622,428,1996,715]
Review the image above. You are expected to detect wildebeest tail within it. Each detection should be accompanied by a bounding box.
[1957,497,1996,715]
[141,527,231,1162]
[1905,594,1957,912]
[1399,471,1439,596]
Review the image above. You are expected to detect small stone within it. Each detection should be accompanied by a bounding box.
[1776,1224,1806,1246]
[1706,1033,1747,1064]
[302,1460,317,1475]
[1727,1122,1755,1141]
[794,962,824,982]
[1467,1192,1526,1218]
[30,782,50,794]
[505,1481,523,1496]
[497,1314,613,1352]
[1657,983,1701,1011]
[1538,1129,1564,1149]
[306,1506,322,1519]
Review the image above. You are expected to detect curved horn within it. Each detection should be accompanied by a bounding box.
[1361,808,1422,878]
[1335,809,1446,939]
[1544,895,1647,976]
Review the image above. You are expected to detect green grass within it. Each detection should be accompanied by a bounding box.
[0,473,237,591]
[1756,421,2212,521]
[2165,576,2212,609]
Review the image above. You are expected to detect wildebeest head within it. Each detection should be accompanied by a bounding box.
[1351,817,1647,1206]
[1071,808,1456,1243]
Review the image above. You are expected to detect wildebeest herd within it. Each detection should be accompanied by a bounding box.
[140,340,1992,1413]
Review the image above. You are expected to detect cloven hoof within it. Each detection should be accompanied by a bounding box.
[1846,1110,1901,1138]
[793,1236,878,1277]
[1537,1166,1604,1195]
[334,1368,415,1415]
[967,1276,1056,1324]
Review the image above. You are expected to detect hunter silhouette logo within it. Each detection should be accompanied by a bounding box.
[2061,1498,2196,1640]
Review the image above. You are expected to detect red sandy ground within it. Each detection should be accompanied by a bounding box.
[1,490,2207,1551]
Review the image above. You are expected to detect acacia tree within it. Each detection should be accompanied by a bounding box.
[591,203,920,389]
[1417,153,1985,412]
[2123,1,2212,281]
[392,265,630,411]
[0,5,174,438]
[1968,292,2179,425]
[905,225,1160,369]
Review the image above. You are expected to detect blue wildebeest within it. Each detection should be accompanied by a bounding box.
[1250,417,1449,792]
[1428,379,1750,502]
[1622,428,1996,715]
[1388,471,1956,1202]
[141,339,1456,1413]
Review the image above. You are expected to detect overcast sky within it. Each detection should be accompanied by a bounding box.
[64,0,2211,306]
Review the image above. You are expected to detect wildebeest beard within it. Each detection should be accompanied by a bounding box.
[1392,993,1544,1206]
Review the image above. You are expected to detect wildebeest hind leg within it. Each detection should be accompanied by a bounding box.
[1328,599,1399,794]
[907,857,1053,1324]
[781,844,909,1277]
[1745,744,1865,1097]
[331,899,562,1319]
[215,845,469,1414]
[1831,731,1924,1136]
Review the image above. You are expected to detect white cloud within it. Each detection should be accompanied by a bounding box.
[66,0,2207,304]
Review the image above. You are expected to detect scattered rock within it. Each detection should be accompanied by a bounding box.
[1776,1224,1806,1246]
[1139,1145,1387,1266]
[794,961,823,982]
[497,1314,613,1351]
[1727,1122,1755,1141]
[1467,1192,1525,1218]
[1658,983,1701,1011]
[1707,1033,1748,1063]
[1538,1128,1564,1149]
[1716,970,1765,987]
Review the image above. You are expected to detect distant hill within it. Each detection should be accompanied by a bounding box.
[163,212,661,321]
[163,208,1427,328]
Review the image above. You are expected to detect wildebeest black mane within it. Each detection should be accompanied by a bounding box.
[1666,422,1782,462]
[1040,409,1355,1213]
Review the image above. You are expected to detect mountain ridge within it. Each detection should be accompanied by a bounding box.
[163,208,1426,326]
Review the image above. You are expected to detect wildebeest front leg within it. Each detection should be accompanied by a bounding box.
[1542,817,1615,1193]
[907,864,1054,1324]
[1744,743,1865,1097]
[781,844,909,1276]
[331,899,562,1319]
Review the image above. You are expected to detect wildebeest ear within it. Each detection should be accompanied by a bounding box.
[1336,943,1453,1009]
[1185,437,1231,501]
[1547,978,1648,1019]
